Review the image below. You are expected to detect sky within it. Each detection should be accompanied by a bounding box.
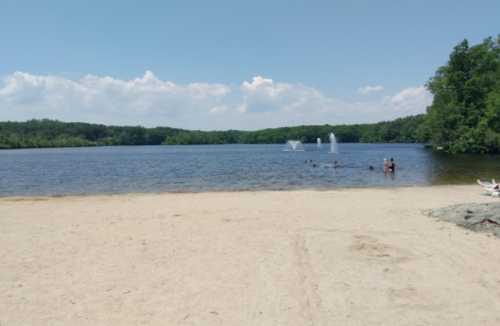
[0,0,499,130]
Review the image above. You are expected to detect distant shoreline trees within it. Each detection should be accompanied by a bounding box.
[0,115,427,150]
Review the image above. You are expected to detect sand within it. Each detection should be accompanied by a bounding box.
[1,185,500,325]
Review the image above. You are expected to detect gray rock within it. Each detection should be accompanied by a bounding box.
[427,203,500,238]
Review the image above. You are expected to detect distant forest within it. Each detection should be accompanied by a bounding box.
[1,36,499,153]
[0,114,426,149]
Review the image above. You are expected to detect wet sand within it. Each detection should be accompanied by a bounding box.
[1,185,500,325]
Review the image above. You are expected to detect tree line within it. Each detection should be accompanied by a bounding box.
[0,115,427,149]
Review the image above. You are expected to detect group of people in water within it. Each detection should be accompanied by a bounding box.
[306,157,397,174]
[383,158,396,173]
[368,158,396,174]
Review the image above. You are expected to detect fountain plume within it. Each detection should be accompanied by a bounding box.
[284,140,304,151]
[329,133,338,154]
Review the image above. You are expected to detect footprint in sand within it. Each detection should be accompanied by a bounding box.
[349,235,412,263]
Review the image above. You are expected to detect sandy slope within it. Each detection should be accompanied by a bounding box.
[1,186,500,325]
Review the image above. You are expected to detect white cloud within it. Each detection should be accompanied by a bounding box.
[208,105,229,114]
[0,71,433,129]
[237,77,431,127]
[240,75,330,114]
[357,85,384,95]
[384,86,433,116]
[0,71,231,128]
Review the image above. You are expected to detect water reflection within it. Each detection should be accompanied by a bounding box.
[429,151,500,184]
[0,144,498,196]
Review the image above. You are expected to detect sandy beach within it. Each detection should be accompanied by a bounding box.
[1,185,500,325]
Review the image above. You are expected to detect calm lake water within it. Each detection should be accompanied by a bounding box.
[0,144,499,197]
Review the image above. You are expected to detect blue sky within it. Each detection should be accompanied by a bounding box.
[1,0,499,129]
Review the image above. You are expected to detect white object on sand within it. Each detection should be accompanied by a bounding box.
[477,179,500,196]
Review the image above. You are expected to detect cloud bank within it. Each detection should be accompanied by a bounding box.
[0,71,432,130]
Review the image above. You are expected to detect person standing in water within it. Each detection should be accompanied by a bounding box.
[383,158,389,174]
[389,158,396,173]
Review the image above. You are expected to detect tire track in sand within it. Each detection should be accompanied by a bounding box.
[293,232,325,326]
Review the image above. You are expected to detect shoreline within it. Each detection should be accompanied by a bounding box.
[0,182,481,201]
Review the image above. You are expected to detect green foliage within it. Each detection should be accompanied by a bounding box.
[424,36,500,153]
[0,120,182,149]
[0,115,427,149]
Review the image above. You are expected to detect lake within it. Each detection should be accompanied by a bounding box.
[0,143,499,197]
